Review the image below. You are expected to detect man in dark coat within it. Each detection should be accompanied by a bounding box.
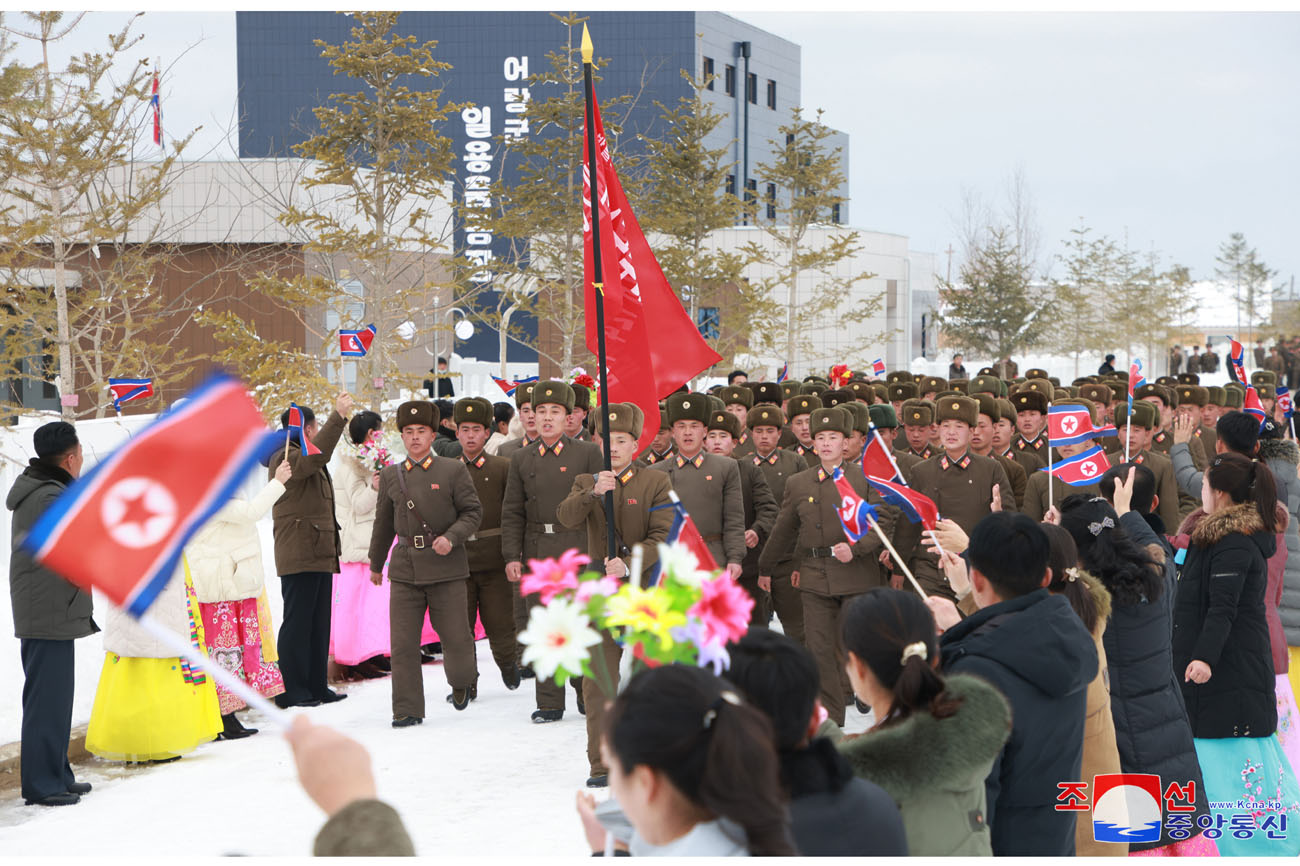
[272,393,353,708]
[727,628,908,856]
[929,512,1099,856]
[7,422,96,807]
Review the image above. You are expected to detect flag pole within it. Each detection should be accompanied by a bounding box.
[582,24,617,563]
[867,517,926,599]
[866,422,947,559]
[1047,402,1055,508]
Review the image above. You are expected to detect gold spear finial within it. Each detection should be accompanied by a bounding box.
[581,23,593,64]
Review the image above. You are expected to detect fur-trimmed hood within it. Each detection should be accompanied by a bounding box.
[837,673,1010,800]
[1081,571,1112,635]
[1190,501,1267,547]
[1258,437,1300,467]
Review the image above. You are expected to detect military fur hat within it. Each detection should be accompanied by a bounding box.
[1155,376,1177,387]
[514,381,536,409]
[920,375,947,394]
[571,383,591,411]
[531,380,576,412]
[886,370,914,384]
[1053,389,1072,402]
[1048,377,1061,387]
[971,392,1000,422]
[787,393,822,419]
[1106,382,1128,403]
[453,396,493,427]
[1222,385,1244,410]
[800,381,830,396]
[1072,377,1097,387]
[888,382,918,402]
[842,401,872,435]
[1176,372,1201,385]
[1176,384,1208,407]
[1011,389,1048,415]
[1134,383,1169,406]
[967,374,1002,397]
[821,389,852,408]
[720,385,753,409]
[869,404,899,428]
[900,400,934,427]
[1022,378,1054,397]
[949,379,969,394]
[396,400,438,431]
[1025,368,1050,381]
[1114,400,1156,430]
[605,402,644,439]
[871,383,889,402]
[810,406,852,438]
[779,381,800,401]
[997,397,1017,421]
[657,401,670,431]
[1251,370,1278,388]
[936,395,978,427]
[1079,383,1113,406]
[706,395,726,414]
[1205,386,1227,407]
[665,391,711,425]
[804,374,830,385]
[708,409,741,439]
[751,382,783,406]
[935,390,960,401]
[846,380,876,402]
[747,404,786,430]
[1066,386,1081,397]
[978,367,996,376]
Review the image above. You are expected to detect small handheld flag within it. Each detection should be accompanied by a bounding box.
[831,467,878,542]
[339,323,377,358]
[860,429,903,484]
[1277,386,1293,418]
[1228,339,1247,385]
[864,475,939,531]
[1243,386,1267,424]
[872,358,886,377]
[287,402,321,456]
[646,493,719,586]
[108,377,154,412]
[777,362,789,383]
[1047,404,1116,446]
[150,72,161,146]
[1047,445,1109,487]
[491,374,538,398]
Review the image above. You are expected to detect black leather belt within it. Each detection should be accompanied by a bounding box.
[807,547,835,558]
[398,534,432,549]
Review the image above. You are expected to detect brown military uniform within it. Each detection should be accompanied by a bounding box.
[647,452,747,567]
[992,452,1027,510]
[1196,424,1218,454]
[496,434,537,459]
[501,435,603,712]
[459,451,517,685]
[556,465,675,777]
[736,457,780,630]
[733,429,755,458]
[897,443,935,460]
[906,451,1016,602]
[759,462,896,727]
[1108,449,1180,532]
[369,453,483,720]
[1001,445,1045,473]
[748,448,809,642]
[639,445,675,466]
[1012,431,1050,460]
[1020,467,1100,522]
[1150,429,1208,521]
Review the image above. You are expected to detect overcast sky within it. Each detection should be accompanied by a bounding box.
[7,9,1298,295]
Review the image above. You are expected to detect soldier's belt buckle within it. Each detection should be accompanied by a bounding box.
[414,535,426,549]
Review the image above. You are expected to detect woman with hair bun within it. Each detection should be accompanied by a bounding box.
[836,588,1011,856]
[1173,453,1300,856]
[576,664,796,856]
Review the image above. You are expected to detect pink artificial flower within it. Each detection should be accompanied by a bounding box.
[521,549,592,604]
[688,573,754,646]
[575,574,622,603]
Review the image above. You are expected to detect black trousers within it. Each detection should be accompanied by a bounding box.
[278,572,333,703]
[20,638,77,801]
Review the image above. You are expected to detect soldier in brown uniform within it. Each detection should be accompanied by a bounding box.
[744,404,808,642]
[501,380,603,723]
[1139,384,1207,521]
[1202,385,1226,432]
[898,400,936,460]
[1175,384,1218,455]
[564,384,593,442]
[888,381,918,420]
[497,382,539,459]
[638,403,675,466]
[758,406,896,727]
[840,401,872,464]
[1020,398,1105,521]
[993,397,1045,473]
[720,385,755,457]
[369,401,483,725]
[556,403,674,788]
[1009,385,1050,458]
[704,408,779,623]
[906,395,1016,602]
[647,392,747,577]
[969,393,1026,509]
[784,394,821,463]
[452,397,520,698]
[1109,401,1181,530]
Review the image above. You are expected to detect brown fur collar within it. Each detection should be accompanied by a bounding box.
[1190,502,1265,547]
[1082,571,1112,628]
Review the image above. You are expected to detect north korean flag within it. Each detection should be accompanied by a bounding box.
[108,377,154,412]
[23,375,271,616]
[1048,404,1116,446]
[1047,445,1109,487]
[860,429,902,484]
[872,358,886,377]
[286,402,321,456]
[865,475,939,531]
[832,467,878,542]
[1228,338,1247,384]
[1243,386,1267,424]
[777,362,789,383]
[1277,386,1293,418]
[492,374,537,397]
[646,494,718,586]
[339,323,377,358]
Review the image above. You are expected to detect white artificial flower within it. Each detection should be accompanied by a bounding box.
[519,598,601,680]
[656,541,711,588]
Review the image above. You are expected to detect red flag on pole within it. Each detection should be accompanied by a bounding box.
[582,84,721,453]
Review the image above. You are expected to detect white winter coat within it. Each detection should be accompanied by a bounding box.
[485,431,508,456]
[103,563,190,659]
[187,479,286,603]
[333,455,378,564]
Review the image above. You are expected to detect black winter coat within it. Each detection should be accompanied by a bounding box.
[940,588,1098,857]
[1173,502,1277,738]
[1105,511,1210,850]
[784,738,908,856]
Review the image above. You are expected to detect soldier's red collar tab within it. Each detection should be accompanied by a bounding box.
[404,454,434,471]
[464,454,487,469]
[538,439,565,457]
[940,452,973,471]
[619,467,635,485]
[754,451,780,465]
[676,452,705,469]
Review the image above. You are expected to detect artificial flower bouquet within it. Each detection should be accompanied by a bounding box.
[516,543,754,694]
[355,429,397,473]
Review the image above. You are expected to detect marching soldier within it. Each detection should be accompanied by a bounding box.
[705,409,779,621]
[888,381,917,418]
[452,397,520,699]
[556,403,674,788]
[720,385,756,457]
[1139,383,1207,521]
[969,393,1026,508]
[369,400,483,726]
[1110,401,1181,530]
[1009,385,1050,457]
[639,403,675,465]
[1020,398,1105,521]
[907,395,1016,602]
[744,403,808,642]
[751,381,784,408]
[501,380,602,723]
[992,397,1044,473]
[840,401,872,463]
[758,406,895,727]
[647,392,746,577]
[784,393,821,462]
[919,376,946,401]
[497,382,539,458]
[1202,385,1226,432]
[897,400,936,460]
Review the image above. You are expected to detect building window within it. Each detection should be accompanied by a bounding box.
[785,132,795,147]
[744,178,757,207]
[703,57,714,90]
[698,307,720,339]
[766,79,776,109]
[746,72,757,104]
[765,183,777,220]
[831,203,842,224]
[724,64,735,96]
[725,174,735,196]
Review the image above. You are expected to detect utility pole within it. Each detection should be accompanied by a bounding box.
[944,244,955,284]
